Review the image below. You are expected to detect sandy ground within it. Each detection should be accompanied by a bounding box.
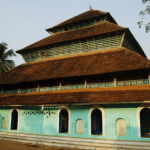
[0,140,83,150]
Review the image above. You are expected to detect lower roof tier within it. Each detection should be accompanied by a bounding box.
[0,47,150,85]
[0,85,150,106]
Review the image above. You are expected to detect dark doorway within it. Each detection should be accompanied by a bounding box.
[59,109,68,133]
[91,109,102,134]
[11,110,18,130]
[140,108,150,137]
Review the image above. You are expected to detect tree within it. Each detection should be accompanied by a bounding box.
[0,42,16,74]
[138,0,150,33]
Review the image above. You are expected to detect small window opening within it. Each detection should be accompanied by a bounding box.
[59,109,68,133]
[11,109,18,130]
[64,27,69,31]
[140,108,150,137]
[91,109,102,135]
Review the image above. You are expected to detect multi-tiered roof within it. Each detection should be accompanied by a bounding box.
[0,9,150,106]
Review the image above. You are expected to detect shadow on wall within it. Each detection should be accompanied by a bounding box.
[21,109,44,134]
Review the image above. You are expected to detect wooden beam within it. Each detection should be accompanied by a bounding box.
[86,38,90,52]
[114,75,117,87]
[38,49,42,59]
[28,51,32,62]
[93,37,97,50]
[101,36,104,50]
[148,73,150,84]
[120,32,126,46]
[18,87,20,94]
[55,45,59,56]
[60,44,64,55]
[21,53,27,62]
[85,77,87,89]
[73,41,77,53]
[44,48,47,58]
[116,32,120,47]
[49,46,53,57]
[108,33,111,48]
[67,43,70,54]
[59,82,62,90]
[79,40,84,53]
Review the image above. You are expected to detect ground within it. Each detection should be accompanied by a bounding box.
[0,140,83,150]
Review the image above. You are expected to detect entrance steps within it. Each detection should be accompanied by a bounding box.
[0,132,150,150]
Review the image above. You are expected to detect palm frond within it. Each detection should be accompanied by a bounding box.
[4,60,15,68]
[0,62,9,73]
[2,49,16,60]
[0,43,8,57]
[0,42,16,74]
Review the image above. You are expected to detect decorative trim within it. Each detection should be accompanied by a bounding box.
[137,103,150,137]
[112,114,130,126]
[112,114,130,136]
[57,106,71,134]
[0,114,8,130]
[88,104,105,135]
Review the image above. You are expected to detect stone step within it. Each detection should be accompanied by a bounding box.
[0,132,150,150]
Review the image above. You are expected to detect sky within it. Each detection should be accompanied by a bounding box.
[0,0,150,66]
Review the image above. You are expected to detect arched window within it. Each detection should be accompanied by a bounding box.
[59,109,68,133]
[2,117,6,129]
[11,109,18,130]
[140,108,150,137]
[91,108,102,134]
[76,119,84,134]
[116,118,126,136]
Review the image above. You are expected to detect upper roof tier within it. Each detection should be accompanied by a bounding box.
[46,9,117,34]
[16,9,146,63]
[17,22,126,53]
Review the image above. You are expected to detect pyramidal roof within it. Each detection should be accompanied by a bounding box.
[46,9,117,31]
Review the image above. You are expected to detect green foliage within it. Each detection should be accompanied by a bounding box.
[0,42,16,74]
[138,0,150,33]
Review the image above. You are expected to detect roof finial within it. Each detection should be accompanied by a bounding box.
[89,4,92,10]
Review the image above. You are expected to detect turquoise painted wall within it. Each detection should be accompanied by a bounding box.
[0,104,150,141]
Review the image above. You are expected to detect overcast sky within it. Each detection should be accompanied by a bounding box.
[0,0,150,66]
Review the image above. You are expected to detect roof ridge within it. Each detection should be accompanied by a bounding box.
[47,9,108,30]
[16,35,53,52]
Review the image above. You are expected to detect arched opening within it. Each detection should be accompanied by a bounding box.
[140,108,150,137]
[59,109,68,133]
[2,117,6,129]
[11,109,18,130]
[116,118,126,136]
[91,108,102,134]
[76,119,84,134]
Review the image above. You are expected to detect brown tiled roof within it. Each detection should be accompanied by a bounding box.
[17,22,126,52]
[1,47,150,85]
[47,9,109,29]
[0,85,150,106]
